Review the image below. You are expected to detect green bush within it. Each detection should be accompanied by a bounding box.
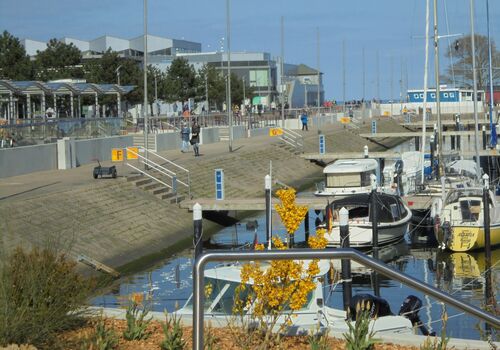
[343,308,380,350]
[80,316,118,350]
[0,247,93,348]
[122,293,152,341]
[160,311,186,350]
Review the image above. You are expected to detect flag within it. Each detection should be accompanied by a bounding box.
[252,231,259,249]
[326,201,334,232]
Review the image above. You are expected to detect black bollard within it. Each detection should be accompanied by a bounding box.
[193,203,203,260]
[456,116,461,150]
[304,210,310,243]
[483,175,493,308]
[430,135,435,180]
[265,175,272,248]
[483,126,487,150]
[415,136,420,152]
[339,207,352,311]
[370,174,380,297]
[451,135,455,150]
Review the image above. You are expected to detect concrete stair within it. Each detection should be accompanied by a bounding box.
[126,174,185,204]
[218,127,229,141]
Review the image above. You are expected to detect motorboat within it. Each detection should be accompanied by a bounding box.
[382,151,423,195]
[433,188,500,252]
[315,158,379,197]
[175,259,419,335]
[324,192,412,248]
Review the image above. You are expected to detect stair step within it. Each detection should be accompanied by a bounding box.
[143,182,162,190]
[135,178,153,186]
[159,192,176,200]
[152,187,169,195]
[126,174,144,182]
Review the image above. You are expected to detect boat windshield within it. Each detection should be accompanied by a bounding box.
[445,189,483,205]
[326,171,374,188]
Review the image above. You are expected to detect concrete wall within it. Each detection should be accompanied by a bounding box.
[0,144,57,178]
[155,132,182,152]
[232,125,247,140]
[73,136,133,166]
[249,127,271,137]
[201,127,219,144]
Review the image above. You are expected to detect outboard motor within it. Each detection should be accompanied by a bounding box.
[398,295,435,336]
[348,294,393,321]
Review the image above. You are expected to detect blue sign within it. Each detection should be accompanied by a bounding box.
[371,120,377,134]
[319,134,325,154]
[215,169,224,200]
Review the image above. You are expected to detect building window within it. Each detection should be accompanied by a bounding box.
[431,93,436,98]
[419,93,424,98]
[443,93,448,98]
[414,93,420,99]
[450,92,455,98]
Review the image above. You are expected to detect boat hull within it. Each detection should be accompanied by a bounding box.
[444,224,500,252]
[326,221,409,248]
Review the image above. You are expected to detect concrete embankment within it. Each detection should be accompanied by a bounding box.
[0,118,411,276]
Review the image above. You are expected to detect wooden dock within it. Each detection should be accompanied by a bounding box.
[77,255,120,277]
[180,196,331,211]
[403,120,490,128]
[359,130,491,138]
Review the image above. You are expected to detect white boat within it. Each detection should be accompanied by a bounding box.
[176,259,417,335]
[315,158,379,197]
[324,192,412,248]
[382,151,423,195]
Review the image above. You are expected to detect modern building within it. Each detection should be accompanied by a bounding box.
[21,35,202,60]
[283,63,324,109]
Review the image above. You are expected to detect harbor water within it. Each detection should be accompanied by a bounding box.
[92,207,499,341]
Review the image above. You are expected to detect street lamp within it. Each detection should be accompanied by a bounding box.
[226,0,233,152]
[116,65,122,85]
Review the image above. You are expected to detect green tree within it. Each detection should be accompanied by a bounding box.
[163,57,197,103]
[196,64,226,111]
[33,38,83,80]
[443,34,500,91]
[84,49,142,104]
[0,31,32,80]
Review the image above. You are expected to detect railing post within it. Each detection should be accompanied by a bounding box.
[483,174,494,311]
[193,203,203,260]
[265,174,272,249]
[370,174,380,297]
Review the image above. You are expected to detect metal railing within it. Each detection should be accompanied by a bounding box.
[192,248,500,350]
[128,146,191,198]
[280,128,304,152]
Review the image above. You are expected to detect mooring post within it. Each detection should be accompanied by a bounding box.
[370,174,380,296]
[483,174,493,308]
[483,125,487,150]
[304,210,310,242]
[451,134,455,150]
[339,207,352,311]
[456,115,461,150]
[193,203,203,260]
[363,145,369,158]
[265,174,272,249]
[430,134,436,180]
[415,136,420,152]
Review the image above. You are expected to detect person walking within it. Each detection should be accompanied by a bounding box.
[180,122,190,152]
[300,110,309,131]
[190,120,201,156]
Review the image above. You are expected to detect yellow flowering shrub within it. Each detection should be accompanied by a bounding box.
[233,187,328,343]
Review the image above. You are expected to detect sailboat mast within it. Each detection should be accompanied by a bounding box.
[421,0,430,185]
[470,0,482,180]
[486,0,497,147]
[433,0,444,178]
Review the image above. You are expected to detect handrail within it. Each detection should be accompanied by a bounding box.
[192,248,500,350]
[126,163,171,190]
[280,128,304,153]
[137,146,190,196]
[127,149,176,177]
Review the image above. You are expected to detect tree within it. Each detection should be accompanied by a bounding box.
[443,34,500,91]
[196,64,226,110]
[0,31,32,80]
[33,38,83,80]
[84,49,142,104]
[163,58,197,103]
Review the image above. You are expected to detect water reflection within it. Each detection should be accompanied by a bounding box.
[92,212,499,341]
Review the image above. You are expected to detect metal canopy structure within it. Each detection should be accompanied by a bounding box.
[0,80,135,123]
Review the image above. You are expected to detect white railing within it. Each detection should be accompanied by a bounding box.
[280,128,304,152]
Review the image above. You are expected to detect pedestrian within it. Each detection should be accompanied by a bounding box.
[190,120,201,157]
[180,122,190,153]
[300,110,309,131]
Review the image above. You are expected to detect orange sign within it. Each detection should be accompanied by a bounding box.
[340,117,350,124]
[111,149,124,162]
[126,147,139,160]
[269,128,284,137]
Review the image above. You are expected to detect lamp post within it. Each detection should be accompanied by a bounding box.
[143,0,149,162]
[116,65,122,86]
[226,0,233,152]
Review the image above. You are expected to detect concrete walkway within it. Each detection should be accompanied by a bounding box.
[0,118,410,275]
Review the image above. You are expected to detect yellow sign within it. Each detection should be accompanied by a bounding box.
[340,117,350,124]
[383,111,391,116]
[111,148,124,162]
[269,128,284,137]
[126,147,139,160]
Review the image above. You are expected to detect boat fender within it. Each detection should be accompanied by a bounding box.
[348,294,392,321]
[398,295,435,336]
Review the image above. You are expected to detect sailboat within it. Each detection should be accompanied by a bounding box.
[431,0,500,252]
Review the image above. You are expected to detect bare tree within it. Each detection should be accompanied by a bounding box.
[442,34,500,91]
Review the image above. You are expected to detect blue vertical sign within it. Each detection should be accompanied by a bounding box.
[371,120,377,135]
[319,134,325,154]
[215,169,224,200]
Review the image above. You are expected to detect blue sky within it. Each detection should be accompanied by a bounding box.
[1,0,498,100]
